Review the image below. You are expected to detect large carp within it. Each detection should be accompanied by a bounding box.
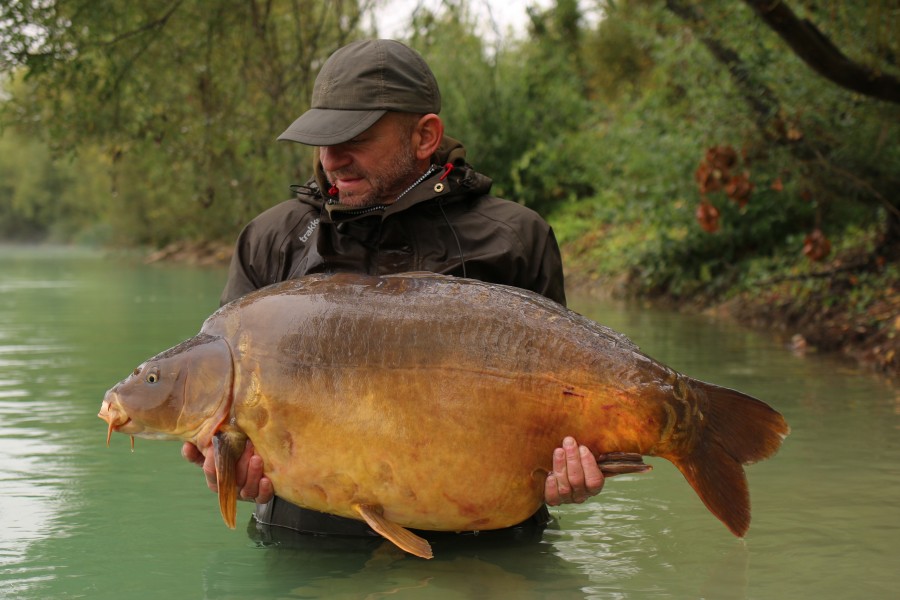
[99,272,789,559]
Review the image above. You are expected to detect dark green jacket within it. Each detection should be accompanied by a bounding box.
[223,137,563,538]
[221,137,566,307]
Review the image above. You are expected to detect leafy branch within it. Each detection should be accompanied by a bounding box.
[741,0,900,104]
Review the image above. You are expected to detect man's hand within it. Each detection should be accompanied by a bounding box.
[545,436,605,505]
[183,435,601,507]
[181,440,275,504]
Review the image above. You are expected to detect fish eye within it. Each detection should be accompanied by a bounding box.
[145,369,160,384]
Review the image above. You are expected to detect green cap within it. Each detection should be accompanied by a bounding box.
[277,39,441,146]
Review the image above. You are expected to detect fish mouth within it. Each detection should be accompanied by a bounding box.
[98,395,142,445]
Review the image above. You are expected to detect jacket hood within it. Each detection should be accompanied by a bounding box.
[302,136,493,223]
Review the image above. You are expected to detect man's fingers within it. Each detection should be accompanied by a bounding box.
[202,450,218,493]
[563,437,586,493]
[545,473,562,506]
[546,442,574,505]
[188,437,273,503]
[183,441,219,493]
[234,440,255,489]
[236,442,275,503]
[551,446,567,479]
[239,453,264,501]
[552,445,572,499]
[546,436,605,505]
[181,442,205,467]
[580,445,605,495]
[256,476,274,504]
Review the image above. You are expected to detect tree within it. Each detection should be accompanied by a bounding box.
[741,0,900,104]
[664,0,900,251]
[0,121,112,242]
[1,0,372,245]
[403,0,594,210]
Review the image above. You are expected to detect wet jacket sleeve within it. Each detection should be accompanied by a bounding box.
[219,211,285,306]
[220,226,263,306]
[532,226,567,306]
[489,197,567,307]
[219,199,320,306]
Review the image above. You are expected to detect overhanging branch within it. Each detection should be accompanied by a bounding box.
[742,0,900,104]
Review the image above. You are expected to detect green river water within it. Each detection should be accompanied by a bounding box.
[1,245,897,599]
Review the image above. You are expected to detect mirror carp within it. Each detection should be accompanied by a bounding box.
[99,272,789,559]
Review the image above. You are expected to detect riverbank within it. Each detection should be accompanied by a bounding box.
[143,239,234,268]
[564,239,900,383]
[712,260,899,382]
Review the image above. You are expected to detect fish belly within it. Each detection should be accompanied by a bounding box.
[235,364,662,532]
[208,273,784,538]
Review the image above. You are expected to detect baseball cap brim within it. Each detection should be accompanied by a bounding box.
[276,108,387,146]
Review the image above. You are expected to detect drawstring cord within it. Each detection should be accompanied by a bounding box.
[438,198,467,279]
[437,162,466,277]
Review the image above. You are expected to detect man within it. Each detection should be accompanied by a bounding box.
[182,39,604,543]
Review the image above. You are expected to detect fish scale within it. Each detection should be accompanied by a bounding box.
[99,272,789,559]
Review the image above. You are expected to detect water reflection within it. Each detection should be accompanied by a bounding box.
[0,277,81,593]
[194,473,753,599]
[200,529,594,599]
[1,249,899,599]
[0,247,231,597]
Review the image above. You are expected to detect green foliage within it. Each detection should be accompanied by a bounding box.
[0,126,112,243]
[581,3,655,104]
[551,0,899,300]
[406,0,592,203]
[406,4,527,193]
[1,0,369,246]
[0,0,898,311]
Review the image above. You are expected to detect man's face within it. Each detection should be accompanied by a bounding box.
[319,113,422,207]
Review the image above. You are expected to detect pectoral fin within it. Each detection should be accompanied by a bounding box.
[213,429,248,529]
[353,503,433,559]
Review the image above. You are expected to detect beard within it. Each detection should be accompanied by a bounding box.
[328,146,421,208]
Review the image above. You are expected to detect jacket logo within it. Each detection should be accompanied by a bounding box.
[299,218,320,243]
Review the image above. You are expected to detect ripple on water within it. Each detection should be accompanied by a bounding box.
[0,334,81,591]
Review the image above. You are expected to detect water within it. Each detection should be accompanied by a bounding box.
[0,245,897,599]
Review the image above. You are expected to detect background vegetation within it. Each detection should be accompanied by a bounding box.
[2,0,899,372]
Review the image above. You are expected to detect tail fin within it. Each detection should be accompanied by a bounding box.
[670,379,789,537]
